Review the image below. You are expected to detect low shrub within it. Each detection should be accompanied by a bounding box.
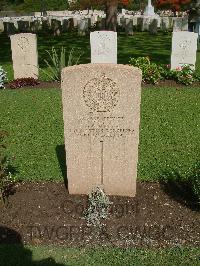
[129,56,199,86]
[162,64,196,86]
[9,78,40,89]
[84,186,112,227]
[0,66,7,89]
[129,56,163,84]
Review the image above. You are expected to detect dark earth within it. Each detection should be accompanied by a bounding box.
[0,182,199,248]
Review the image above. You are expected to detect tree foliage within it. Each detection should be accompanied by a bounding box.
[155,0,192,11]
[70,0,130,10]
[0,0,68,11]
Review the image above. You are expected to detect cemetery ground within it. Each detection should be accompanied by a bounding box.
[0,31,200,264]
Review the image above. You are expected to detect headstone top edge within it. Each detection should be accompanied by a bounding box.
[61,63,142,74]
[172,31,198,37]
[90,30,117,34]
[10,32,37,39]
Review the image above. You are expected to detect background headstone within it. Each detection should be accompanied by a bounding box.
[182,16,188,31]
[17,20,30,32]
[149,18,158,34]
[161,17,170,31]
[0,21,4,33]
[78,18,89,36]
[90,31,117,63]
[51,19,61,36]
[171,32,198,70]
[61,64,142,197]
[10,33,39,79]
[125,18,134,35]
[173,17,182,32]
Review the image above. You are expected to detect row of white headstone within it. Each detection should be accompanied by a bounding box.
[1,15,190,36]
[10,30,198,80]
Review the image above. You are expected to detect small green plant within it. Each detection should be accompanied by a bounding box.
[129,56,163,84]
[0,66,7,89]
[84,186,112,227]
[43,47,83,81]
[0,131,15,205]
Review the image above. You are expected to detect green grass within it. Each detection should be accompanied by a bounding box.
[0,246,200,266]
[0,87,200,182]
[0,89,64,181]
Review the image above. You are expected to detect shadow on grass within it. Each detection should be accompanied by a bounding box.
[159,164,200,211]
[0,226,65,266]
[56,145,68,190]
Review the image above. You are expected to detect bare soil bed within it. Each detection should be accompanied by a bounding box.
[0,182,199,248]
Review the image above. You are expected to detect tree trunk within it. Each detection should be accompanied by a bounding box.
[105,0,118,31]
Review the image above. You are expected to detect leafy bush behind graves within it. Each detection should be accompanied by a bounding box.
[0,66,7,89]
[129,57,163,84]
[129,56,200,85]
[162,64,198,86]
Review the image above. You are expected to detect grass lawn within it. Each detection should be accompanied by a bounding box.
[0,246,200,266]
[0,87,200,182]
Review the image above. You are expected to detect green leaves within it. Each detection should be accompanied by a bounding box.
[129,56,162,84]
[129,57,199,86]
[84,187,112,227]
[42,46,83,81]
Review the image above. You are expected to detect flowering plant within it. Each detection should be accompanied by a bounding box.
[129,56,163,84]
[129,57,199,86]
[9,78,40,89]
[162,64,196,85]
[0,66,7,89]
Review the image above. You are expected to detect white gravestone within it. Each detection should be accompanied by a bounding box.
[10,33,39,79]
[171,32,198,70]
[90,31,117,64]
[61,64,142,197]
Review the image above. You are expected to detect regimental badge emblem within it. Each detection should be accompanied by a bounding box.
[83,74,119,112]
